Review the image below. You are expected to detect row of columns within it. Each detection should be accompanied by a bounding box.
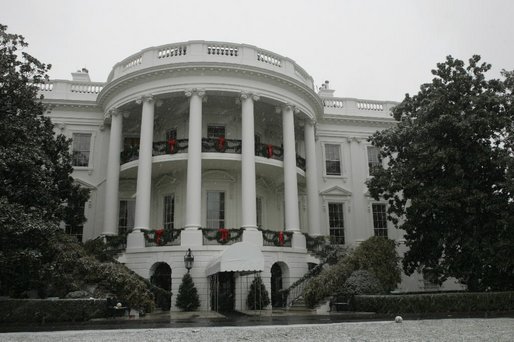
[102,90,321,247]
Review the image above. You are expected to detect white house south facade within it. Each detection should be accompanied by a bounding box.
[40,41,460,312]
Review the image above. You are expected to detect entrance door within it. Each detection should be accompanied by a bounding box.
[271,263,283,308]
[150,263,171,310]
[210,272,235,312]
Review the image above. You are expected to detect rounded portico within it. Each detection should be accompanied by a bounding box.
[99,41,323,251]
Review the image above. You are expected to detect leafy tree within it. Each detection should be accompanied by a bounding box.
[175,273,200,311]
[0,24,156,311]
[367,55,514,291]
[246,275,270,310]
[347,236,401,293]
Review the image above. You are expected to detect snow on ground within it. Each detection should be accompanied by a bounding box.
[1,318,513,342]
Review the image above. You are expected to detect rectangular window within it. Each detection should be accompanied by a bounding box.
[372,203,388,237]
[328,203,345,244]
[207,191,225,228]
[118,199,136,235]
[256,196,263,228]
[65,201,85,242]
[367,146,381,173]
[325,144,341,176]
[72,133,92,167]
[163,194,175,230]
[207,125,225,138]
[166,129,177,140]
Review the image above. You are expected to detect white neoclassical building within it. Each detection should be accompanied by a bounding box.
[40,41,459,312]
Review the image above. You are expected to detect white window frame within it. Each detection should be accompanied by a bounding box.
[371,203,388,238]
[323,143,343,177]
[206,190,226,229]
[70,131,95,170]
[327,201,346,245]
[118,198,136,235]
[366,145,381,176]
[163,193,175,230]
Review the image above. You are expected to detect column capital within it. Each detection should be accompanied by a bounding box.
[185,88,206,98]
[276,103,299,114]
[240,91,260,102]
[104,108,129,121]
[136,94,154,104]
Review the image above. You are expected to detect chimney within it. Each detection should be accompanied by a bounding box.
[71,68,91,82]
[318,80,335,97]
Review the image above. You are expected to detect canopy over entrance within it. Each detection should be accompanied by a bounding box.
[205,242,264,276]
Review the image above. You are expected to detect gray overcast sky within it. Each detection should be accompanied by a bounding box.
[1,0,513,101]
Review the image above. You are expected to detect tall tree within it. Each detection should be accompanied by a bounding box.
[367,55,514,291]
[0,23,88,295]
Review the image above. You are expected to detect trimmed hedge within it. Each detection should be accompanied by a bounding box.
[0,298,107,323]
[353,292,514,314]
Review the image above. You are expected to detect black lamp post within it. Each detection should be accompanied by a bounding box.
[184,248,194,273]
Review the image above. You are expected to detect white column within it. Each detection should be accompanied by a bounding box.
[304,119,321,236]
[184,89,204,230]
[241,92,258,229]
[281,104,300,232]
[133,95,155,231]
[103,108,123,236]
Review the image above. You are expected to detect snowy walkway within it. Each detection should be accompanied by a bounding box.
[2,318,513,341]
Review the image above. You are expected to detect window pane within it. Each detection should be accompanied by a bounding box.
[325,144,341,176]
[72,133,91,167]
[207,125,225,138]
[328,203,345,244]
[207,191,225,228]
[163,194,175,230]
[367,146,380,171]
[372,203,388,237]
[119,199,135,235]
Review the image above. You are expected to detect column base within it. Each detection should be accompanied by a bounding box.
[242,228,263,246]
[127,231,145,249]
[291,231,306,249]
[181,229,203,246]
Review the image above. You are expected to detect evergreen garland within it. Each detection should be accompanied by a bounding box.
[201,228,244,244]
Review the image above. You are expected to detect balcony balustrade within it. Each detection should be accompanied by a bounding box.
[119,138,306,170]
[201,228,244,245]
[141,228,182,247]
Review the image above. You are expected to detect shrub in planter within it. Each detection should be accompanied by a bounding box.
[175,273,200,311]
[247,276,270,310]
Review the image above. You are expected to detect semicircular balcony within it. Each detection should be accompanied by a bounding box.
[118,94,306,180]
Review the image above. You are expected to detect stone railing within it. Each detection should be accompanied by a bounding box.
[260,228,293,247]
[202,138,242,153]
[321,97,397,118]
[106,41,315,90]
[201,228,244,245]
[37,80,105,101]
[142,228,182,247]
[120,138,306,171]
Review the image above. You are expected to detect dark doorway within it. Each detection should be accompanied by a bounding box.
[150,263,171,311]
[210,272,235,312]
[271,263,283,308]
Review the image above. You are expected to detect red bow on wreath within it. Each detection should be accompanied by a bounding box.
[155,229,165,245]
[218,228,229,241]
[167,139,176,154]
[266,144,273,158]
[217,136,225,151]
[278,231,284,246]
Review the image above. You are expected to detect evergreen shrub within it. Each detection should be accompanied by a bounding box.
[247,276,270,310]
[175,273,200,311]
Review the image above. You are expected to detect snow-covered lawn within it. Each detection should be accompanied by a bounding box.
[2,318,513,341]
